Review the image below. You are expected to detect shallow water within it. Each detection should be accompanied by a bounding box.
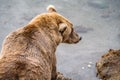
[0,0,120,80]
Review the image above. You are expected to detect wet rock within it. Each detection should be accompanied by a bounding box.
[57,72,72,80]
[96,49,120,80]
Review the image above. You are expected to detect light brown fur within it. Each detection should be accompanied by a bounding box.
[0,5,81,80]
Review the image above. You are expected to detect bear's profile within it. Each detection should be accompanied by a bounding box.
[0,5,81,80]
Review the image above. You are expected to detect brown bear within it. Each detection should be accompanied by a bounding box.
[96,49,120,80]
[0,5,82,80]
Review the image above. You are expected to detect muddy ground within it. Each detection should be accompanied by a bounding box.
[0,0,120,80]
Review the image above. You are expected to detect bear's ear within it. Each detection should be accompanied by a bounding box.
[59,23,67,34]
[47,5,57,13]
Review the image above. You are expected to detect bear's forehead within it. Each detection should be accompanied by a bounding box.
[32,12,73,28]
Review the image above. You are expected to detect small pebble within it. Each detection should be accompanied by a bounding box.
[82,67,85,69]
[89,62,93,64]
[87,64,92,68]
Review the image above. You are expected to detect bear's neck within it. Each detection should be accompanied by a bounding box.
[22,25,60,63]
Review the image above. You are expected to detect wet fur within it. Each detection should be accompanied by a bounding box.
[0,5,80,80]
[96,49,120,80]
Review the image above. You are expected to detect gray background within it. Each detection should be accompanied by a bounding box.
[0,0,120,80]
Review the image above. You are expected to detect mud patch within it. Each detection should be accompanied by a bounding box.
[87,0,109,9]
[101,10,111,18]
[21,13,33,21]
[117,34,120,44]
[118,34,120,39]
[74,25,94,33]
[96,49,120,80]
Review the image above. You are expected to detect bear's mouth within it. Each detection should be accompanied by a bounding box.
[74,37,82,43]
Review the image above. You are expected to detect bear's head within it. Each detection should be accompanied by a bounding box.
[47,5,82,44]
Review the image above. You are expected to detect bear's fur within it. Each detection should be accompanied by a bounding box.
[0,5,81,80]
[96,49,120,80]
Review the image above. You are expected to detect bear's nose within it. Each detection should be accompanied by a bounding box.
[79,37,82,41]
